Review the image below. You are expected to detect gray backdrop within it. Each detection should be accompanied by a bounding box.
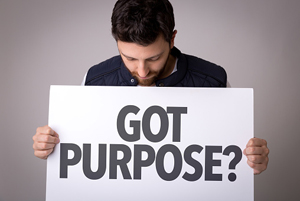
[1,0,300,200]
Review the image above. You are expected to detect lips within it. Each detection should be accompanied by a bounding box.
[138,75,151,79]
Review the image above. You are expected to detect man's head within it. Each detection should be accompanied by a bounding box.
[117,32,176,86]
[111,0,175,46]
[111,0,177,86]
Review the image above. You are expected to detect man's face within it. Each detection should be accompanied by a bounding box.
[117,33,175,86]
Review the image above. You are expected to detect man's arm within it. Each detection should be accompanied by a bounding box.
[243,138,269,175]
[32,125,60,159]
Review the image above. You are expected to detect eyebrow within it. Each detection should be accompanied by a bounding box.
[120,51,164,60]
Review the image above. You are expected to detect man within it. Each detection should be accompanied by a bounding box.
[32,0,269,175]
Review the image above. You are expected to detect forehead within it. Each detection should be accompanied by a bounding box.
[117,34,169,59]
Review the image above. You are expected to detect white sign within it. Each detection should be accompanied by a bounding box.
[46,86,253,201]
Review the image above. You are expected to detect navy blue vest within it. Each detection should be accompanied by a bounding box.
[85,47,227,87]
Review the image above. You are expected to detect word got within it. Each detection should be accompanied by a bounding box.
[60,105,242,182]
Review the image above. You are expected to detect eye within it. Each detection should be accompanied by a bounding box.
[148,56,160,61]
[127,57,136,61]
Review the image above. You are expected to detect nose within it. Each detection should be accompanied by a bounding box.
[137,61,149,78]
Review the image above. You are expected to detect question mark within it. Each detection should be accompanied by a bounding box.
[223,145,242,182]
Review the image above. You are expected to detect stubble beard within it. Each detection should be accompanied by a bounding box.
[131,54,170,86]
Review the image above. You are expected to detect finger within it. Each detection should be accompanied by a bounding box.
[247,154,268,164]
[246,138,267,147]
[34,149,54,160]
[245,146,264,155]
[247,160,268,175]
[33,134,60,144]
[36,125,59,137]
[245,146,269,156]
[33,141,56,150]
[52,130,59,138]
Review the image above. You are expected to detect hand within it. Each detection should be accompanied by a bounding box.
[32,125,60,159]
[243,138,269,175]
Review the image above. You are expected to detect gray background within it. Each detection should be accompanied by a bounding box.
[1,0,299,200]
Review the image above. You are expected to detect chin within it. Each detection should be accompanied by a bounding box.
[137,77,157,86]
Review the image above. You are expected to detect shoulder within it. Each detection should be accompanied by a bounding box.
[85,55,123,85]
[170,47,227,87]
[184,53,227,86]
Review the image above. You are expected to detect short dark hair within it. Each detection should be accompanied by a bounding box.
[111,0,175,46]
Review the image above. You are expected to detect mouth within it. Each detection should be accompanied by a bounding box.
[138,76,149,80]
[137,73,156,80]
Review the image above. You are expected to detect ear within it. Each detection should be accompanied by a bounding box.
[170,30,177,49]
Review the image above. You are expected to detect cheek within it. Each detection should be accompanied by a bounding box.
[149,58,168,72]
[123,60,136,71]
[151,62,165,71]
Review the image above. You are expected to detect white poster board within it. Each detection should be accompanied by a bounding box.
[46,86,253,201]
